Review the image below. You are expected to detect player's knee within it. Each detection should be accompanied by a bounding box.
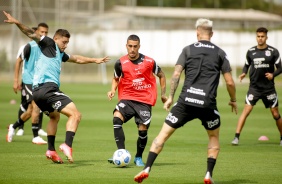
[113,117,123,127]
[274,114,281,121]
[138,130,148,139]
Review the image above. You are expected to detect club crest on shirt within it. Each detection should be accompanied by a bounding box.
[248,94,254,101]
[265,50,271,57]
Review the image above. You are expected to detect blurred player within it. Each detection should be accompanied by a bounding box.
[231,27,282,146]
[107,34,167,166]
[4,11,110,163]
[7,23,49,144]
[134,18,237,183]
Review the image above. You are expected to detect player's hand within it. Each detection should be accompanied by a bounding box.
[163,97,173,111]
[239,73,246,82]
[13,82,21,94]
[107,91,115,100]
[228,101,238,115]
[161,95,168,104]
[3,11,19,24]
[95,56,110,64]
[265,73,273,81]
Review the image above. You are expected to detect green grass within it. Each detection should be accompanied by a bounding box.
[0,81,282,184]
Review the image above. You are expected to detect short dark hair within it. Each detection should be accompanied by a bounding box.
[256,27,268,34]
[127,34,140,43]
[37,22,49,29]
[54,29,71,38]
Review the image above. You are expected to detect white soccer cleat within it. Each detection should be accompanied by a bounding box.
[231,137,239,145]
[280,140,282,146]
[204,171,215,184]
[6,124,15,142]
[32,136,47,145]
[38,129,47,136]
[16,129,24,136]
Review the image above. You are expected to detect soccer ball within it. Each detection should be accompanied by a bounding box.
[113,149,131,167]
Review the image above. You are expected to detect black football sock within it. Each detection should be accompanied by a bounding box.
[143,151,158,170]
[38,112,44,129]
[65,131,75,148]
[207,158,216,177]
[47,135,56,151]
[113,117,125,149]
[235,133,240,139]
[136,130,148,158]
[12,118,25,129]
[31,123,39,137]
[280,135,282,141]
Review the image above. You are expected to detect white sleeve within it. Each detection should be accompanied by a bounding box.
[16,45,26,60]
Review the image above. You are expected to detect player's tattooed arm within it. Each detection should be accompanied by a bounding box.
[169,65,183,98]
[3,11,40,42]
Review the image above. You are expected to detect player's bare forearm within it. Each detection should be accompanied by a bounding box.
[169,65,182,98]
[3,11,39,42]
[70,55,110,64]
[157,70,166,97]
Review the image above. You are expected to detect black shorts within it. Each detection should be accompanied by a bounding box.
[114,100,152,126]
[245,88,278,108]
[32,82,72,115]
[164,102,220,130]
[21,83,33,108]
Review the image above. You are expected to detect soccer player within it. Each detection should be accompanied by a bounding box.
[107,34,167,166]
[231,27,282,146]
[134,18,237,183]
[8,24,48,144]
[4,11,110,163]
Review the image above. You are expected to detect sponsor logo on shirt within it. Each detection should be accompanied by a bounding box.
[194,42,214,49]
[187,87,206,96]
[132,78,151,90]
[166,112,178,124]
[253,58,269,69]
[185,97,204,105]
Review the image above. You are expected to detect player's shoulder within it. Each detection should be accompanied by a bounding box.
[142,54,155,63]
[247,46,257,52]
[266,45,279,53]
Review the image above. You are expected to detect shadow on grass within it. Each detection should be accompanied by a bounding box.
[219,179,258,184]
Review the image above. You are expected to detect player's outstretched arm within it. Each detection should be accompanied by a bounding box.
[67,55,110,64]
[3,11,40,42]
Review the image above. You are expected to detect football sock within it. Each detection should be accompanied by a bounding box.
[113,117,125,149]
[207,157,216,177]
[235,133,240,139]
[136,130,148,157]
[12,118,25,129]
[144,151,158,170]
[31,123,39,137]
[280,135,282,141]
[65,131,75,147]
[17,104,28,129]
[47,135,56,151]
[38,111,44,129]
